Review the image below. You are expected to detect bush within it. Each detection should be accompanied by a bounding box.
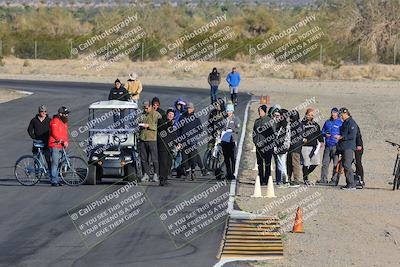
[23,59,31,67]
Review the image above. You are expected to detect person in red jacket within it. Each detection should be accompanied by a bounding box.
[48,106,70,186]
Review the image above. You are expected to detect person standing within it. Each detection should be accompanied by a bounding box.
[287,110,304,187]
[252,104,275,185]
[273,108,291,187]
[125,73,142,103]
[179,102,208,180]
[226,67,241,106]
[301,108,324,185]
[355,123,365,186]
[173,97,186,126]
[108,78,129,101]
[334,107,358,190]
[157,108,177,186]
[318,108,342,185]
[207,98,226,147]
[48,107,70,187]
[139,101,162,183]
[221,103,241,180]
[151,97,165,118]
[208,67,221,104]
[27,105,51,169]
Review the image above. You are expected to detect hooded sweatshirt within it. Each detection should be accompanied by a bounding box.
[173,97,186,126]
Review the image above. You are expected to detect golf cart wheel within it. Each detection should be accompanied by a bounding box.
[86,164,97,185]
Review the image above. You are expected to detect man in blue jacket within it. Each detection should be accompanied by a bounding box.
[226,67,241,106]
[317,108,342,184]
[334,107,358,190]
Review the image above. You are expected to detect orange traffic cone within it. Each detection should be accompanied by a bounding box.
[260,96,265,104]
[292,207,304,233]
[266,95,270,105]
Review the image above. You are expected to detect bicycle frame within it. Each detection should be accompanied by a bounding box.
[34,147,48,175]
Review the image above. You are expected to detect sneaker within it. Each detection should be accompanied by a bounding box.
[328,180,338,186]
[290,181,301,187]
[190,171,195,181]
[201,169,210,176]
[51,183,60,187]
[278,183,290,188]
[341,185,356,190]
[316,180,328,185]
[153,173,159,183]
[141,173,150,182]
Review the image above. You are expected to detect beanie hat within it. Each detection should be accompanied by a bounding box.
[115,78,121,84]
[226,103,234,112]
[259,105,268,114]
[331,107,339,113]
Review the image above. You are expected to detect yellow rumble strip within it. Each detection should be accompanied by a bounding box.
[218,217,283,260]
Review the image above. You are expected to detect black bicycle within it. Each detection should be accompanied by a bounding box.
[14,140,88,186]
[386,140,400,190]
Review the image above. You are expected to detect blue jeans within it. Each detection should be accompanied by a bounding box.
[274,153,288,184]
[50,148,62,184]
[210,85,218,103]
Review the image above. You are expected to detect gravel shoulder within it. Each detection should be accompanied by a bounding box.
[234,82,400,267]
[0,88,28,103]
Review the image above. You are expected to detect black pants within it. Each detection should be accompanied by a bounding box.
[140,141,159,175]
[159,150,173,181]
[183,146,204,171]
[256,147,273,184]
[342,149,355,187]
[355,149,364,181]
[231,93,238,104]
[221,141,236,179]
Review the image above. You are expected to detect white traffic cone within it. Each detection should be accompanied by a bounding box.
[266,176,276,198]
[251,175,263,198]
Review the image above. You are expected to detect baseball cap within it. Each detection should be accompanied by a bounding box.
[58,106,69,114]
[339,107,349,114]
[38,105,47,112]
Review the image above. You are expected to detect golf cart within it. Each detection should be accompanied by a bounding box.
[86,100,142,184]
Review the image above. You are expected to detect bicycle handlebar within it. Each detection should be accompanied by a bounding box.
[385,140,400,147]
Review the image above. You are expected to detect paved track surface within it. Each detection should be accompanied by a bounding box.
[0,79,250,267]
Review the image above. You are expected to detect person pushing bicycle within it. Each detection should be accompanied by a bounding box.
[48,107,70,187]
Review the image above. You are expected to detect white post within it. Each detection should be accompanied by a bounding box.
[70,41,73,59]
[320,44,323,63]
[394,43,397,65]
[0,39,2,57]
[141,42,144,62]
[358,44,361,65]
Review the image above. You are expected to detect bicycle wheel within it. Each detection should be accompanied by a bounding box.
[14,155,43,186]
[59,156,88,186]
[203,148,213,171]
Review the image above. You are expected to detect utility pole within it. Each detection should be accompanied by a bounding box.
[394,43,397,65]
[320,44,323,63]
[357,44,361,65]
[70,41,73,59]
[34,40,37,59]
[141,42,144,62]
[0,39,2,57]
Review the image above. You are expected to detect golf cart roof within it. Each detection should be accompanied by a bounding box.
[89,100,138,110]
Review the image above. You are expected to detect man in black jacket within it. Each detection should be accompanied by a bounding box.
[252,105,275,185]
[157,108,177,186]
[108,79,130,101]
[178,102,208,180]
[27,105,51,168]
[335,107,358,190]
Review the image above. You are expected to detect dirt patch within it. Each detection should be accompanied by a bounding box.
[0,88,28,103]
[234,84,400,266]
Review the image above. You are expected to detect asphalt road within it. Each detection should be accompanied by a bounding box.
[0,79,250,267]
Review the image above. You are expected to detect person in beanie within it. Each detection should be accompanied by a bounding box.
[48,107,70,186]
[27,105,51,169]
[287,110,304,187]
[335,107,358,190]
[139,101,162,183]
[173,97,186,126]
[179,102,208,180]
[208,67,221,103]
[252,104,275,185]
[157,108,177,186]
[226,67,241,106]
[151,97,165,118]
[125,73,142,102]
[221,103,241,180]
[108,78,129,101]
[318,107,342,184]
[301,108,324,185]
